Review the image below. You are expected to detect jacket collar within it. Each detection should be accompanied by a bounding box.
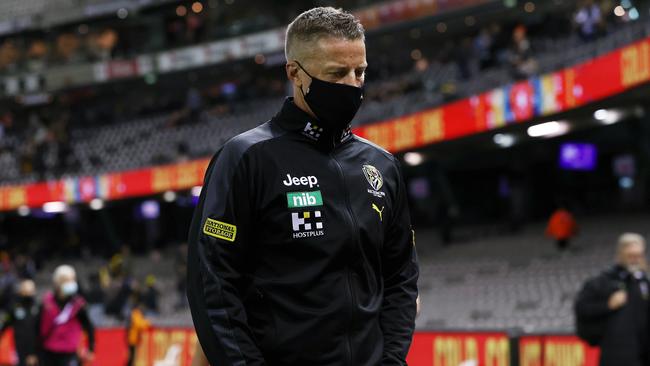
[610,264,649,281]
[271,97,353,151]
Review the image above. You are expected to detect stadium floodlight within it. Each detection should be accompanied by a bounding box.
[527,121,569,138]
[493,133,515,148]
[404,152,423,166]
[141,200,160,219]
[594,109,608,121]
[594,109,622,124]
[192,2,204,13]
[17,205,30,217]
[89,198,104,211]
[43,201,67,213]
[191,186,202,197]
[163,190,177,202]
[614,6,625,17]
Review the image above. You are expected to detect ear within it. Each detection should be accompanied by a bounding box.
[286,62,301,87]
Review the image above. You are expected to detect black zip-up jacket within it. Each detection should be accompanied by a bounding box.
[575,265,650,366]
[187,98,419,366]
[0,300,39,359]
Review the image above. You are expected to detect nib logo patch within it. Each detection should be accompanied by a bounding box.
[287,191,323,208]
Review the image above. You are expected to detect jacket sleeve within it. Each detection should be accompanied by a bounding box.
[380,160,419,365]
[574,277,612,319]
[77,305,95,352]
[187,145,266,366]
[0,310,13,336]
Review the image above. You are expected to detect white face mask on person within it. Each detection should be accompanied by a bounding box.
[60,281,78,296]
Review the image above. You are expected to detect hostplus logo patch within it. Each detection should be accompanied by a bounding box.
[302,122,323,141]
[291,211,324,239]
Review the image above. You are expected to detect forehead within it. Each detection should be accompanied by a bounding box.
[622,242,645,253]
[308,36,366,68]
[58,272,76,280]
[19,281,34,290]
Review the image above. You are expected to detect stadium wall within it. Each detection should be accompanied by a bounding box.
[0,328,601,366]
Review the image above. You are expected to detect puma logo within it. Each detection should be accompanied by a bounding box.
[372,203,385,222]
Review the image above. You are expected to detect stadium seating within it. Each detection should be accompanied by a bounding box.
[415,214,650,333]
[0,0,46,22]
[26,213,649,333]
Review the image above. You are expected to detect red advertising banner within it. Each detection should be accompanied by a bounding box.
[356,0,492,30]
[519,335,600,366]
[1,329,510,366]
[354,36,650,152]
[407,331,510,366]
[0,327,198,366]
[1,37,650,212]
[0,329,606,366]
[0,159,210,211]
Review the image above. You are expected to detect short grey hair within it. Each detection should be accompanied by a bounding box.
[53,264,76,285]
[285,7,365,62]
[617,232,646,253]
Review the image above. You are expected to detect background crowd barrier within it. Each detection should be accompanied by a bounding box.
[0,328,601,366]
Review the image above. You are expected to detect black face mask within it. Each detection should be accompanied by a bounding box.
[19,296,34,306]
[295,61,363,132]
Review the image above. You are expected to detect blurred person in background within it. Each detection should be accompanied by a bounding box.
[0,279,39,366]
[84,273,105,306]
[142,274,160,315]
[38,265,95,366]
[14,254,37,280]
[126,293,151,366]
[575,233,649,366]
[509,25,538,79]
[574,0,604,42]
[545,203,578,251]
[84,273,106,327]
[0,251,17,312]
[187,7,418,366]
[104,254,135,320]
[174,243,188,310]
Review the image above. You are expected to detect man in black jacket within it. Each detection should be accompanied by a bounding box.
[187,6,419,366]
[575,233,649,366]
[0,279,39,366]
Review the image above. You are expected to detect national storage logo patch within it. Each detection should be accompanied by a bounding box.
[203,218,237,242]
[287,190,323,208]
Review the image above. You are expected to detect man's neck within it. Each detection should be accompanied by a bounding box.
[293,93,317,120]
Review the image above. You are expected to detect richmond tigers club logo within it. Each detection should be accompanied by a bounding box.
[362,164,383,191]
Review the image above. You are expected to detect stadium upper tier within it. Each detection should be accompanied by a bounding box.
[0,0,497,89]
[0,0,177,34]
[0,15,649,190]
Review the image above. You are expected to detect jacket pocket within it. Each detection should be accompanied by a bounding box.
[246,287,278,351]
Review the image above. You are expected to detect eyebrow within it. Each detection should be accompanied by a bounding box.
[324,64,368,72]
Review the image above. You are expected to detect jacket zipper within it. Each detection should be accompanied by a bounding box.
[331,152,360,366]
